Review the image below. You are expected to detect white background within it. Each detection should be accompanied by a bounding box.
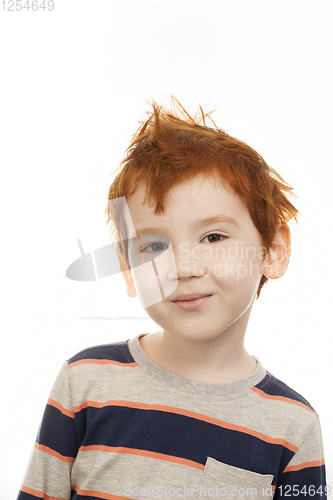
[1,0,332,497]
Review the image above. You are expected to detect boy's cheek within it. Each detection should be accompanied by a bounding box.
[227,259,266,282]
[131,251,179,307]
[131,262,165,308]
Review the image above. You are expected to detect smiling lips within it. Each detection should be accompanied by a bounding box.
[171,294,212,311]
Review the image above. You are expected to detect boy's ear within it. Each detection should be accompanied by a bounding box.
[262,224,291,280]
[118,253,137,298]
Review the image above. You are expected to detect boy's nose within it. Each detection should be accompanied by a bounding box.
[171,244,208,279]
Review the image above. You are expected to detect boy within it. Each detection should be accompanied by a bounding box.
[17,99,327,500]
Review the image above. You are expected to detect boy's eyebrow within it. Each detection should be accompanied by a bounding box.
[134,215,239,235]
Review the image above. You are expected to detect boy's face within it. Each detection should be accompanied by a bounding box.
[122,174,273,344]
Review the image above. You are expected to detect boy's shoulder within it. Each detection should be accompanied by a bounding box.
[252,369,318,416]
[66,338,136,367]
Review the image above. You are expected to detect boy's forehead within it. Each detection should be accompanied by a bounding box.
[123,176,248,238]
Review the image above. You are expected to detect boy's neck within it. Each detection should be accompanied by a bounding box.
[138,327,257,385]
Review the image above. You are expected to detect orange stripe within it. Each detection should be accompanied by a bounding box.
[284,458,325,473]
[68,359,138,369]
[250,387,318,417]
[72,485,129,500]
[79,445,204,470]
[35,442,75,463]
[47,398,74,419]
[73,400,298,453]
[21,485,67,500]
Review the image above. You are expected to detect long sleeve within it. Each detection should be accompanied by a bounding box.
[17,362,78,500]
[274,417,327,499]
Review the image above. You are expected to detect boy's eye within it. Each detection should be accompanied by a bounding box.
[202,233,226,243]
[140,234,226,252]
[141,242,168,253]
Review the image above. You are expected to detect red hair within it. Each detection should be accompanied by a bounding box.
[105,98,298,299]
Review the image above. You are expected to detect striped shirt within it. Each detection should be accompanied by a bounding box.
[17,334,327,500]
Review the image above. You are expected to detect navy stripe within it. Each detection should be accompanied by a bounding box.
[275,465,327,499]
[67,339,134,365]
[75,404,293,477]
[17,490,103,500]
[16,493,42,500]
[255,374,317,413]
[72,492,103,500]
[38,404,78,458]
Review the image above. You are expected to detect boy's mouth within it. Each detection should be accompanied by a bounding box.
[171,294,213,311]
[172,293,212,302]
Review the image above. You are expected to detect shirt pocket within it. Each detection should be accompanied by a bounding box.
[196,457,274,499]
